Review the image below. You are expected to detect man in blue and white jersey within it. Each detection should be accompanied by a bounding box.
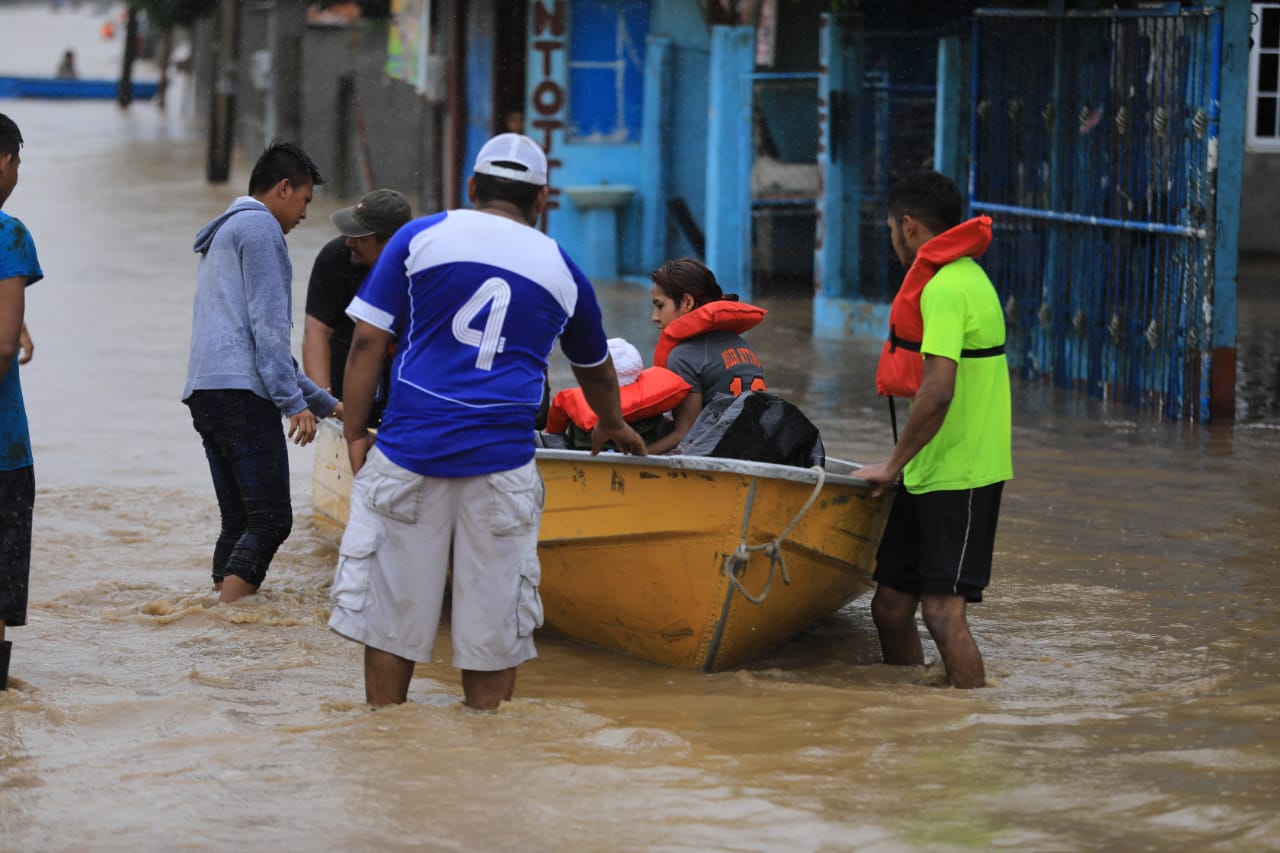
[329,133,646,709]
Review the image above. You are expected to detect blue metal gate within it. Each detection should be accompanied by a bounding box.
[859,57,938,304]
[750,66,933,297]
[750,70,821,294]
[970,8,1222,421]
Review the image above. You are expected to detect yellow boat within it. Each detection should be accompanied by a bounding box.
[312,421,894,671]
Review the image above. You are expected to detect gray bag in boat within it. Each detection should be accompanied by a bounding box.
[674,391,825,468]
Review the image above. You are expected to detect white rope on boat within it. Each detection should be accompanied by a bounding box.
[722,465,827,605]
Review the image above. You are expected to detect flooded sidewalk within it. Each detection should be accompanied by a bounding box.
[2,4,1279,850]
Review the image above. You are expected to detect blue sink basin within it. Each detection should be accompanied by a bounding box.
[565,184,636,210]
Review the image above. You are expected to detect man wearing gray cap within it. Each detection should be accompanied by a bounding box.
[302,188,412,422]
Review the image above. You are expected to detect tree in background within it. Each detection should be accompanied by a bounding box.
[119,0,217,109]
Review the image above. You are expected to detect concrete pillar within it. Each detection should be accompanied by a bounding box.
[1210,0,1249,421]
[565,185,636,282]
[206,0,241,183]
[705,25,754,299]
[640,34,673,272]
[813,14,873,338]
[934,35,965,190]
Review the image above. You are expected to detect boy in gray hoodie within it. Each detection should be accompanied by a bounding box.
[183,141,339,604]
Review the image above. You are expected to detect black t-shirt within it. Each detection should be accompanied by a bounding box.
[304,236,366,396]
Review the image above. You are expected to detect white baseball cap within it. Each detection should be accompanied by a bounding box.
[473,133,548,186]
[608,338,644,386]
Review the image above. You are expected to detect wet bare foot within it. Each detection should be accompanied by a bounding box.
[218,575,259,604]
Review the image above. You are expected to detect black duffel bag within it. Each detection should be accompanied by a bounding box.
[674,391,825,468]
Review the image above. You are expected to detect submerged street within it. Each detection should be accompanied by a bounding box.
[2,4,1279,850]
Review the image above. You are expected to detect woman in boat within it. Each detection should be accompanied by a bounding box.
[647,258,767,454]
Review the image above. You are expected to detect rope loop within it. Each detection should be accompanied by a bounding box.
[721,466,826,606]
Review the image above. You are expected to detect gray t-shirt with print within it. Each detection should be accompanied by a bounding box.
[667,330,765,398]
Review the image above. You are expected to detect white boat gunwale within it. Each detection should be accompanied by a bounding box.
[319,419,871,489]
[532,446,872,488]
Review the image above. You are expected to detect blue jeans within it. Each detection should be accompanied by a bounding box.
[186,390,293,588]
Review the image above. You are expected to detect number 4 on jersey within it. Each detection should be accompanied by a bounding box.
[452,277,510,370]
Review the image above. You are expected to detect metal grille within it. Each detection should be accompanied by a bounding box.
[859,60,938,304]
[750,73,819,294]
[750,51,938,298]
[971,9,1221,421]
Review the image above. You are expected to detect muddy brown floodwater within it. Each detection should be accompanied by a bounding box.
[2,6,1279,850]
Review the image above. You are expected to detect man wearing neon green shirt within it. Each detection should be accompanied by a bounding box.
[858,171,1013,689]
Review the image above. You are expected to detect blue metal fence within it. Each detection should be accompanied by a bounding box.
[835,32,940,305]
[749,71,821,293]
[971,8,1221,421]
[751,32,938,298]
[860,70,937,303]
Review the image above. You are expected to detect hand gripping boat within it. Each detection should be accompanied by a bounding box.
[312,421,894,672]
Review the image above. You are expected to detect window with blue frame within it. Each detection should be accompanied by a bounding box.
[568,0,649,143]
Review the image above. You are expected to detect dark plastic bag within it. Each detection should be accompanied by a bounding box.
[565,415,671,450]
[674,391,825,468]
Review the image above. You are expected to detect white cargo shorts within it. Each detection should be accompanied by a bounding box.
[327,446,544,671]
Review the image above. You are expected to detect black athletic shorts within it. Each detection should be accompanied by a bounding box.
[0,465,35,626]
[873,481,1004,603]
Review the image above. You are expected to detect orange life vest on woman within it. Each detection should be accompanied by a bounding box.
[875,216,995,398]
[545,367,692,434]
[652,301,767,369]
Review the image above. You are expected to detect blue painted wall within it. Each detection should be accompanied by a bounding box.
[705,26,755,300]
[814,16,884,340]
[660,32,711,263]
[1211,0,1249,419]
[464,1,496,208]
[933,35,966,189]
[639,3,709,271]
[523,0,713,282]
[640,34,673,272]
[568,0,649,142]
[525,0,651,281]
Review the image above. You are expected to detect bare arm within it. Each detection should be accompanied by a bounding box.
[301,315,334,391]
[571,358,646,456]
[0,279,26,376]
[857,355,957,496]
[644,391,702,455]
[342,319,393,473]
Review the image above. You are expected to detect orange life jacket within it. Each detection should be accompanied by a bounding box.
[545,366,692,434]
[875,216,998,398]
[652,301,767,370]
